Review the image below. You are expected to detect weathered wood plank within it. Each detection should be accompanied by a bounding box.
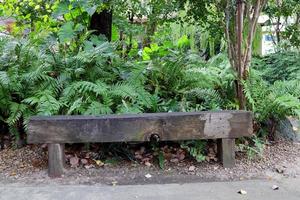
[27,111,253,143]
[48,144,65,178]
[218,138,235,168]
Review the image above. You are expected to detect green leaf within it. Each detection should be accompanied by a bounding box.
[0,71,10,86]
[158,151,165,169]
[84,101,112,115]
[85,5,97,16]
[6,103,28,126]
[74,23,84,32]
[58,21,75,43]
[111,25,119,42]
[67,98,83,115]
[150,43,159,51]
[52,2,69,19]
[177,35,190,48]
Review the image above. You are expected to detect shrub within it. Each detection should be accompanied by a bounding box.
[252,51,300,84]
[0,35,235,144]
[243,68,300,137]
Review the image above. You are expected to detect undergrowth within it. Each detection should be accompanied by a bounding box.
[0,33,299,161]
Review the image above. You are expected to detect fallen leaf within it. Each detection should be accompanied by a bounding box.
[135,154,143,160]
[142,157,150,163]
[93,159,104,167]
[145,162,152,167]
[170,158,179,163]
[131,163,138,167]
[238,189,247,195]
[188,166,196,172]
[66,154,73,159]
[70,156,79,168]
[84,153,90,159]
[81,159,88,165]
[178,153,185,161]
[10,172,16,176]
[84,164,94,169]
[145,173,152,178]
[163,153,172,160]
[111,181,118,186]
[272,185,279,190]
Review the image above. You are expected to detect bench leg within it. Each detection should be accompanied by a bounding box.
[48,143,65,178]
[217,139,235,168]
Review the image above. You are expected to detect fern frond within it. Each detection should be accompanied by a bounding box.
[58,22,75,43]
[67,97,84,115]
[185,88,223,110]
[116,100,143,114]
[84,101,112,115]
[110,83,138,100]
[6,102,28,126]
[0,71,10,87]
[23,90,61,116]
[62,80,108,100]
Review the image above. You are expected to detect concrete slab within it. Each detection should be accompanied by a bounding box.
[0,178,299,200]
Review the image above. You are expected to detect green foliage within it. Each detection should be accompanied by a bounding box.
[238,136,265,159]
[1,0,298,164]
[181,140,207,162]
[243,69,300,123]
[252,52,300,84]
[264,0,300,49]
[158,151,165,169]
[250,52,300,126]
[0,32,236,144]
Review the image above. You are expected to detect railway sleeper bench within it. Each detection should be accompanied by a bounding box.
[27,111,253,177]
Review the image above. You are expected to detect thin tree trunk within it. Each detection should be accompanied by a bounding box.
[143,21,157,47]
[125,11,134,56]
[225,0,267,110]
[275,16,281,44]
[236,0,246,110]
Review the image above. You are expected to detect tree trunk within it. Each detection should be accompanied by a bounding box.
[125,12,134,56]
[90,9,113,41]
[225,0,266,110]
[143,21,157,47]
[236,0,246,110]
[275,16,281,44]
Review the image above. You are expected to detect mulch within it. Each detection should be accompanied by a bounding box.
[0,140,299,185]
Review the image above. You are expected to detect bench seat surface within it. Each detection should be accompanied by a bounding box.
[27,111,253,143]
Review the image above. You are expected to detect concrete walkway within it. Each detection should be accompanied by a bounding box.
[0,178,299,200]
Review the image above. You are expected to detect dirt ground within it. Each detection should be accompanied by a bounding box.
[0,140,300,186]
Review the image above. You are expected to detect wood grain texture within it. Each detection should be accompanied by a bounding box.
[27,111,253,144]
[48,144,65,178]
[218,138,235,168]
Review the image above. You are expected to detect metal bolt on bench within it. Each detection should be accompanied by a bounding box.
[27,111,253,177]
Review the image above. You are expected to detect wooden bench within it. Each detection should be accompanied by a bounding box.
[27,111,253,177]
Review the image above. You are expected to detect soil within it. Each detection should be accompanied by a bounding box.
[0,140,300,186]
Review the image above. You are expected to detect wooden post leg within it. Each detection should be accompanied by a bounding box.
[217,139,235,168]
[48,143,65,178]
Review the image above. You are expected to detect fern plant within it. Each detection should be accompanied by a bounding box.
[0,34,156,140]
[243,68,300,140]
[244,69,300,122]
[252,51,300,84]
